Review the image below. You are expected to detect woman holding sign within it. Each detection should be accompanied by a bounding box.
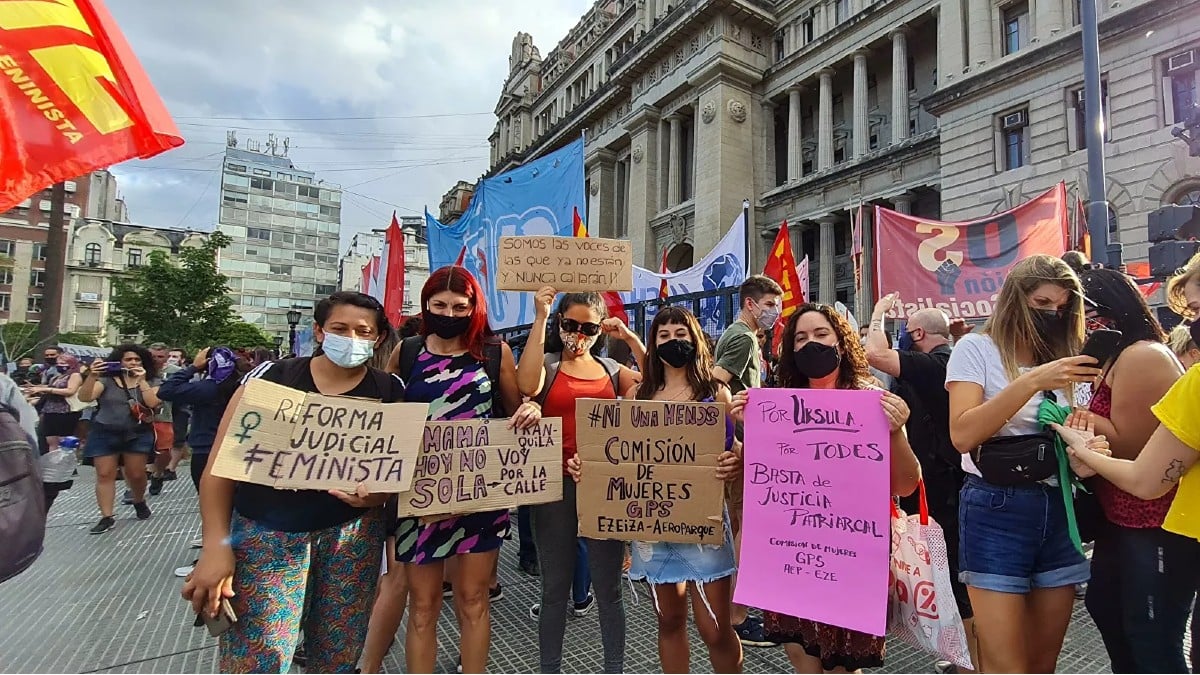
[183,292,405,674]
[567,306,744,673]
[383,266,543,675]
[518,287,645,674]
[729,304,921,673]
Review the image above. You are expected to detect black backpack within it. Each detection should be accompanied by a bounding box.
[396,336,507,416]
[0,402,44,584]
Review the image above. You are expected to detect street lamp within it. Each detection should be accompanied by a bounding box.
[286,309,301,356]
[273,336,284,358]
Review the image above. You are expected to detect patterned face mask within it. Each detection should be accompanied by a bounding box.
[561,332,598,356]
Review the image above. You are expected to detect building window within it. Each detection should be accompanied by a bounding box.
[833,94,844,124]
[907,56,917,92]
[26,296,41,313]
[222,192,248,205]
[835,0,850,24]
[32,243,47,260]
[1002,2,1030,56]
[248,227,271,241]
[834,138,846,163]
[802,17,814,44]
[869,122,881,150]
[127,248,143,267]
[30,270,45,287]
[1163,48,1199,126]
[250,177,274,191]
[680,115,695,202]
[298,185,321,199]
[316,284,336,296]
[1172,181,1200,206]
[774,30,785,62]
[0,293,9,312]
[0,268,11,285]
[269,264,293,275]
[998,108,1030,171]
[1069,81,1110,151]
[227,163,247,173]
[84,242,102,265]
[253,168,271,176]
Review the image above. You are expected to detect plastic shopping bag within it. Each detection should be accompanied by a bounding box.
[889,481,973,670]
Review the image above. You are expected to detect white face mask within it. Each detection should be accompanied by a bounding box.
[321,333,375,368]
[753,301,781,331]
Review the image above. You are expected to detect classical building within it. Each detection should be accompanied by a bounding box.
[481,0,1199,314]
[64,220,208,344]
[338,230,385,293]
[215,134,343,341]
[439,181,476,223]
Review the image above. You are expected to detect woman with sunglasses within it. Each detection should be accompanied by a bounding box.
[517,286,645,674]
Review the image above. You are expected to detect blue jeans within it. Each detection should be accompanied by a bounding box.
[958,475,1090,593]
[1085,523,1200,673]
[573,539,591,605]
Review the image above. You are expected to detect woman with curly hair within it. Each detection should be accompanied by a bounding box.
[730,303,921,673]
[76,343,162,534]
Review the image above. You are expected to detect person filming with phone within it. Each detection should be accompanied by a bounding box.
[76,344,162,535]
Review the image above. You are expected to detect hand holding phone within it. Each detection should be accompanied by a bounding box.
[192,598,237,637]
[1080,329,1123,366]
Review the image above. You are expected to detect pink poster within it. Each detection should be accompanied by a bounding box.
[733,388,892,636]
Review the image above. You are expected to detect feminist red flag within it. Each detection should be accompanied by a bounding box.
[0,0,183,211]
[874,183,1067,321]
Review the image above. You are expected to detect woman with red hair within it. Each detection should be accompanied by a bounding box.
[378,265,542,674]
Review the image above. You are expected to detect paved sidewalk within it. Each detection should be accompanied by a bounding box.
[1,466,1116,673]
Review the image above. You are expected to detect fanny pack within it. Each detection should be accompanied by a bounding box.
[120,379,155,426]
[971,391,1058,486]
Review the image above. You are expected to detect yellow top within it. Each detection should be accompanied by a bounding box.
[1152,366,1200,541]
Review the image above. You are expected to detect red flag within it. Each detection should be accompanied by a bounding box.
[571,207,628,323]
[454,246,467,267]
[360,260,372,294]
[1075,194,1092,259]
[658,248,670,299]
[380,212,405,327]
[763,221,803,350]
[0,0,184,211]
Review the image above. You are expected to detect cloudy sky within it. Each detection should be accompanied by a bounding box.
[106,0,591,250]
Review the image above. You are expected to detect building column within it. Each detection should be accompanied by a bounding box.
[858,205,874,318]
[968,0,993,68]
[667,114,683,207]
[893,193,914,215]
[852,50,870,159]
[762,99,777,192]
[787,86,804,182]
[938,0,966,85]
[891,29,910,144]
[1036,0,1064,40]
[818,216,837,304]
[818,69,834,170]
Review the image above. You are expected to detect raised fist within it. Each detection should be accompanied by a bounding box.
[936,260,962,295]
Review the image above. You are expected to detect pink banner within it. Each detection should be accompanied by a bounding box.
[734,388,892,636]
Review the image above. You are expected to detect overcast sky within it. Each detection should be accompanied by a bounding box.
[106,0,591,250]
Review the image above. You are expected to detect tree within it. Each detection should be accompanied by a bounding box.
[110,231,237,347]
[208,321,273,350]
[52,331,101,347]
[0,323,99,362]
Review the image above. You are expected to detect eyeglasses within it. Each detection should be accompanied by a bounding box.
[560,318,602,336]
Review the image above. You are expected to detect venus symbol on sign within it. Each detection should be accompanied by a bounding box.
[235,412,262,442]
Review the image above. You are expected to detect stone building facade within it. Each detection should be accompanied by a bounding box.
[482,0,1199,314]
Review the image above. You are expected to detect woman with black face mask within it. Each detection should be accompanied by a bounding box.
[566,306,743,673]
[729,303,921,673]
[368,266,542,675]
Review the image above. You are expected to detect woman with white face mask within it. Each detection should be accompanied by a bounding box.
[183,291,403,673]
[516,288,646,674]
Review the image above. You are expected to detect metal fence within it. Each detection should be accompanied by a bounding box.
[495,287,740,356]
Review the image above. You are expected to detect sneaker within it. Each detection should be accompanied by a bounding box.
[518,559,540,577]
[89,516,115,535]
[443,582,454,598]
[489,584,504,602]
[163,469,178,481]
[529,603,540,621]
[133,501,152,520]
[1075,583,1088,600]
[122,490,134,505]
[573,593,595,617]
[149,476,163,496]
[174,561,197,578]
[189,536,204,549]
[456,659,463,674]
[934,661,958,674]
[734,616,777,648]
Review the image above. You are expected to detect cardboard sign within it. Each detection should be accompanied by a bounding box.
[396,418,564,517]
[733,388,892,637]
[496,236,633,292]
[575,398,726,544]
[211,378,430,492]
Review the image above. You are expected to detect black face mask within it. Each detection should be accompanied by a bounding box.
[792,341,840,380]
[1031,308,1066,338]
[657,339,696,369]
[1190,320,1200,351]
[44,357,57,366]
[423,311,471,340]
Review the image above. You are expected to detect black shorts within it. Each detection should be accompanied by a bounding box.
[172,409,190,447]
[41,411,81,437]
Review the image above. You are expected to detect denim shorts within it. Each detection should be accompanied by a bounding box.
[958,474,1090,593]
[84,425,156,458]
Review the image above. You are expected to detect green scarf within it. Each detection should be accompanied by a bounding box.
[1037,398,1088,555]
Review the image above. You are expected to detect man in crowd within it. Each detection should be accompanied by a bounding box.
[864,293,979,673]
[163,347,190,481]
[144,343,180,496]
[713,274,783,648]
[11,357,35,386]
[38,346,61,385]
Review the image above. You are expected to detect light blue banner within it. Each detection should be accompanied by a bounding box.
[426,139,585,329]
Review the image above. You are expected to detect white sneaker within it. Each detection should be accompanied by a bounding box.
[174,563,195,578]
[189,536,203,549]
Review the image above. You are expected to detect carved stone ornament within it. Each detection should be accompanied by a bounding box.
[632,146,644,164]
[727,99,747,123]
[670,214,688,246]
[589,181,600,196]
[701,101,717,124]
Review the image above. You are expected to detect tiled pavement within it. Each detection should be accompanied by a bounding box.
[1,465,1119,674]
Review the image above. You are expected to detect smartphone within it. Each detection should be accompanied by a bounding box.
[103,361,125,375]
[193,598,237,637]
[1081,328,1123,365]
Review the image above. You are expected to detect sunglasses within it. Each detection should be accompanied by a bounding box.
[560,318,602,337]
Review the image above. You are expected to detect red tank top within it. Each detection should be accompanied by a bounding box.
[542,369,616,472]
[1089,381,1176,528]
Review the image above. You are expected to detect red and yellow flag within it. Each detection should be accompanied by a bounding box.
[572,207,628,323]
[573,206,588,238]
[658,247,669,299]
[0,0,183,211]
[763,221,803,349]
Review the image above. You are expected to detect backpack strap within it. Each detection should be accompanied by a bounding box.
[270,357,314,389]
[368,367,403,403]
[597,356,623,398]
[534,353,623,405]
[483,336,505,417]
[397,336,425,384]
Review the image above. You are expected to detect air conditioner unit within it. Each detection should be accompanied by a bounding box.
[1001,111,1027,129]
[1167,49,1195,72]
